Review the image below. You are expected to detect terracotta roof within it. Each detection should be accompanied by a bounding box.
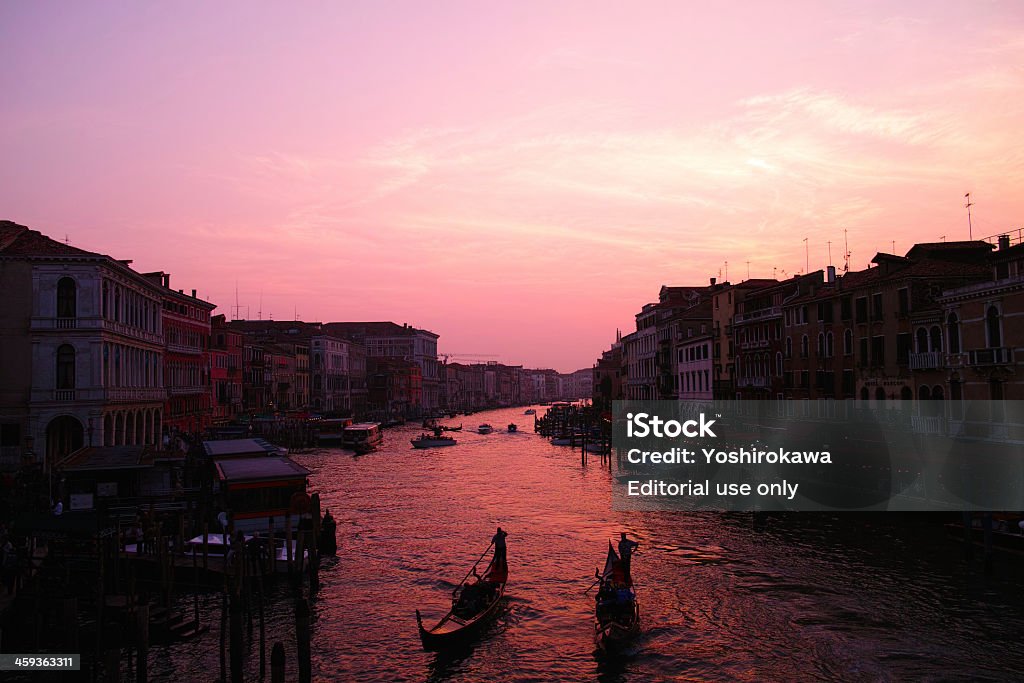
[0,221,103,258]
[322,321,437,338]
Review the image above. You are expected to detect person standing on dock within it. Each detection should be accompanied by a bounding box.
[618,532,639,584]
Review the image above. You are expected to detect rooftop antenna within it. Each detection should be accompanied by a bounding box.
[843,229,851,273]
[258,289,263,321]
[724,261,728,281]
[891,240,895,254]
[803,237,809,274]
[965,192,974,239]
[746,261,750,280]
[64,234,70,245]
[827,240,832,266]
[941,235,946,243]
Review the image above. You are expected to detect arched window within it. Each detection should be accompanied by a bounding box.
[817,333,825,358]
[900,386,913,401]
[801,335,809,358]
[785,337,793,358]
[986,306,1001,348]
[860,387,869,401]
[947,313,960,354]
[929,326,942,352]
[776,352,783,377]
[57,277,76,318]
[916,328,928,354]
[875,387,886,401]
[826,332,834,358]
[844,329,853,355]
[56,344,76,389]
[918,385,931,401]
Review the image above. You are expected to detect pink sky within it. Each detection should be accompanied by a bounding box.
[2,2,1023,372]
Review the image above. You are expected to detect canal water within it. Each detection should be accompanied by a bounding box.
[150,406,1024,681]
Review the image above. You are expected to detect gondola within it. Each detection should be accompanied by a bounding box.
[416,550,508,650]
[594,542,640,650]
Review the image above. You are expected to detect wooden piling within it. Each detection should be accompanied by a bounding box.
[219,592,228,683]
[285,515,294,576]
[230,592,244,683]
[270,642,285,683]
[295,598,311,683]
[135,603,149,683]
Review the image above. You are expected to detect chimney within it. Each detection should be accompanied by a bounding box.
[710,277,717,287]
[826,265,836,283]
[163,273,170,288]
[998,235,1011,251]
[191,289,197,298]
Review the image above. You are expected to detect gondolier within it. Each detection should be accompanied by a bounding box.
[618,532,639,583]
[492,527,508,569]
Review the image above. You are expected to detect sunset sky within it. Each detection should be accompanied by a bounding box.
[2,2,1023,371]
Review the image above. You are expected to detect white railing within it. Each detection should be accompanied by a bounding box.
[908,351,942,370]
[54,389,76,401]
[733,306,781,324]
[967,348,1013,366]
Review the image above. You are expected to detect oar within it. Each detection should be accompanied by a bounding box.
[583,568,602,594]
[452,541,494,597]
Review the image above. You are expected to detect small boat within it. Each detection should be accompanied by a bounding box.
[507,423,517,433]
[550,436,574,446]
[594,542,640,650]
[411,433,458,449]
[342,423,384,449]
[477,424,494,434]
[416,549,508,650]
[524,409,536,415]
[441,424,462,432]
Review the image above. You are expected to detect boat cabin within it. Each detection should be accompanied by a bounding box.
[214,456,311,533]
[342,423,383,448]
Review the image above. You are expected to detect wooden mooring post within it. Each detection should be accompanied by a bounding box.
[271,642,285,683]
[295,598,311,683]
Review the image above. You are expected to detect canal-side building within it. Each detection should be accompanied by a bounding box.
[0,221,166,471]
[937,236,1024,400]
[322,322,440,413]
[144,273,216,433]
[625,304,658,400]
[735,271,823,400]
[674,300,714,401]
[368,357,422,416]
[210,314,243,425]
[711,279,777,399]
[593,334,624,410]
[311,332,353,415]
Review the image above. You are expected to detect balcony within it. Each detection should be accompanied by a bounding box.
[107,387,168,402]
[739,340,769,350]
[733,306,781,324]
[967,348,1013,366]
[168,385,207,396]
[167,342,203,355]
[55,389,76,401]
[908,351,942,371]
[737,377,769,388]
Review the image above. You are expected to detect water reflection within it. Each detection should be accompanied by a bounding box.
[146,406,1024,682]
